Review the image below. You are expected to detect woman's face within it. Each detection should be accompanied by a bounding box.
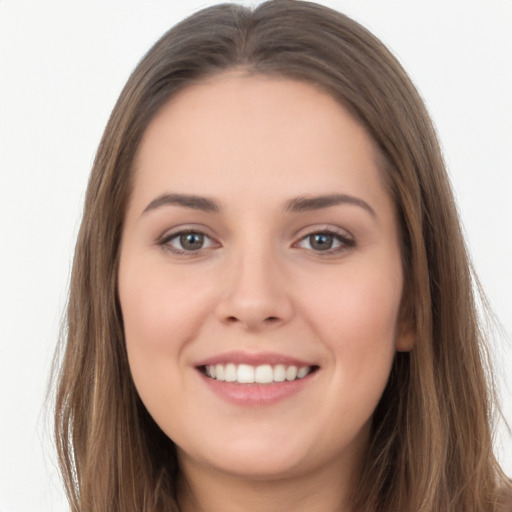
[118,73,411,482]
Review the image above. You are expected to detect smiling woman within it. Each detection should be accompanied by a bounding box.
[53,1,511,511]
[119,75,409,504]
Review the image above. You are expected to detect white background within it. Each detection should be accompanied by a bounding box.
[0,1,510,510]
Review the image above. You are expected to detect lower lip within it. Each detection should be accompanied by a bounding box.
[199,371,316,406]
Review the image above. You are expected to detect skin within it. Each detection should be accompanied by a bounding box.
[118,72,413,512]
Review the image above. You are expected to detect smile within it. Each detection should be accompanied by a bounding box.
[195,351,320,405]
[203,363,315,384]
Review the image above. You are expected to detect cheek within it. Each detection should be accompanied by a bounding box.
[120,260,211,354]
[118,259,214,411]
[298,263,402,411]
[304,266,402,342]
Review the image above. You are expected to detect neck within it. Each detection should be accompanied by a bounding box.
[176,450,364,512]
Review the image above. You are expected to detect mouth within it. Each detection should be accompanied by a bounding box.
[198,363,319,384]
[194,351,320,405]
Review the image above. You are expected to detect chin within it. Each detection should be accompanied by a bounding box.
[177,429,317,479]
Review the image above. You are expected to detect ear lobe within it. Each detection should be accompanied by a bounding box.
[396,324,415,352]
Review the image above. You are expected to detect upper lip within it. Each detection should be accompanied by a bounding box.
[194,350,317,368]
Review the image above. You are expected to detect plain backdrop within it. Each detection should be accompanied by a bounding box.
[0,1,511,511]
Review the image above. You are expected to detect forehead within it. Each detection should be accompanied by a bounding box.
[130,72,389,215]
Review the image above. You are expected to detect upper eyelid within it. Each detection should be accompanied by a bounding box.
[295,231,353,247]
[293,224,354,241]
[161,231,213,242]
[158,224,217,241]
[160,231,218,247]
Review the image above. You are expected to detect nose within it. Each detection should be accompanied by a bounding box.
[215,248,294,331]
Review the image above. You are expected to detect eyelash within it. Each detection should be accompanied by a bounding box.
[293,230,355,255]
[158,228,355,257]
[158,230,219,256]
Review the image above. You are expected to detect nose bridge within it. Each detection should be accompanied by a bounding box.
[216,237,293,329]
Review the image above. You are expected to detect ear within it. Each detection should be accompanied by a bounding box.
[396,283,415,352]
[396,323,415,352]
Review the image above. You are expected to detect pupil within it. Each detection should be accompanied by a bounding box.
[310,233,333,251]
[180,233,204,250]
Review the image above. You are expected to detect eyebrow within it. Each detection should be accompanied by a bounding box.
[141,192,376,218]
[142,193,221,215]
[284,194,376,217]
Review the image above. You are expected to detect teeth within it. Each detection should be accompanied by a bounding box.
[297,367,309,379]
[255,364,273,383]
[286,365,298,381]
[225,363,237,382]
[204,363,314,384]
[274,364,286,382]
[237,364,255,383]
[215,364,225,381]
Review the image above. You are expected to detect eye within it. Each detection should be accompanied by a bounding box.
[296,230,354,254]
[160,230,218,254]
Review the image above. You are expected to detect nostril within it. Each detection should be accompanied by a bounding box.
[224,315,280,325]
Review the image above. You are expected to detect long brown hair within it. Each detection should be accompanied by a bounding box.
[54,1,511,510]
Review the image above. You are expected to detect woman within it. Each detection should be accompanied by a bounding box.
[54,1,511,510]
